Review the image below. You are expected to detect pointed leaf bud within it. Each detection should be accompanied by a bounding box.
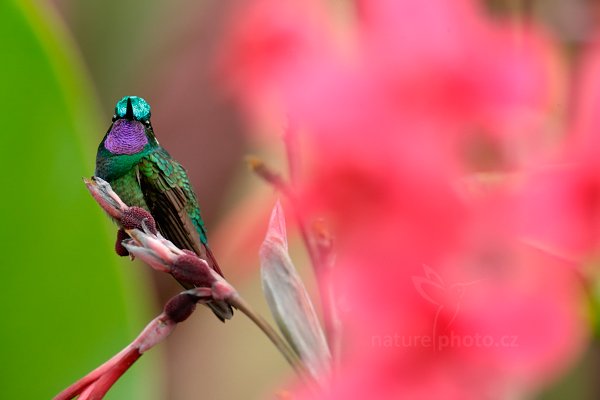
[83,177,126,220]
[260,201,331,382]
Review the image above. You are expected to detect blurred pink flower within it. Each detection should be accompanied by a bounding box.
[220,0,588,398]
[221,0,559,171]
[313,191,585,399]
[520,40,600,261]
[218,0,335,126]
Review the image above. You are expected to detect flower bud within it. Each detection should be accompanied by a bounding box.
[121,207,157,234]
[171,254,216,288]
[115,229,130,256]
[164,293,198,323]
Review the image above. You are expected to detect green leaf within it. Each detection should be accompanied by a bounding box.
[0,1,159,398]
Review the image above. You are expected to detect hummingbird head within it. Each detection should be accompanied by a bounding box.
[104,96,158,155]
[113,96,151,123]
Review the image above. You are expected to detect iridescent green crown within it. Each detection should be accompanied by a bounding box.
[115,96,151,122]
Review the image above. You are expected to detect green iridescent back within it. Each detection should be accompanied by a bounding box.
[138,149,208,244]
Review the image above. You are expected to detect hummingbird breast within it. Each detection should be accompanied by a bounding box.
[107,167,150,211]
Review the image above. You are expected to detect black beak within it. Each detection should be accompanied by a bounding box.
[124,97,134,120]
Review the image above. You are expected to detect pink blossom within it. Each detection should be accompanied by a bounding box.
[218,0,336,126]
[220,0,588,397]
[520,40,600,261]
[320,192,585,399]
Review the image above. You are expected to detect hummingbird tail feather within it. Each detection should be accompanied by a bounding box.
[205,246,225,277]
[207,300,234,322]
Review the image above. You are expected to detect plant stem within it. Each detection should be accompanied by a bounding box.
[283,118,301,185]
[227,293,315,385]
[81,348,141,400]
[282,123,341,364]
[313,242,342,369]
[248,132,342,369]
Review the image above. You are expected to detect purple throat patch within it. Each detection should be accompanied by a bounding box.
[105,120,148,155]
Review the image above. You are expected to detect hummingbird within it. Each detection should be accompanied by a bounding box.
[95,95,233,321]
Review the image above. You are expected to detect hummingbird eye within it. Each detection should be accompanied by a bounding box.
[112,114,117,122]
[144,120,151,127]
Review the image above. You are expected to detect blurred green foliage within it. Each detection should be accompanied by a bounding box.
[58,0,164,106]
[0,1,157,398]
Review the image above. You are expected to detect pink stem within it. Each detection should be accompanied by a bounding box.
[53,346,133,400]
[283,118,300,185]
[81,348,142,400]
[282,120,341,363]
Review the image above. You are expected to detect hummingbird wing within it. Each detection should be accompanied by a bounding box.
[138,150,233,321]
[137,149,224,275]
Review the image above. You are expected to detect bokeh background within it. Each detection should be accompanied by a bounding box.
[0,1,291,399]
[3,0,600,399]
